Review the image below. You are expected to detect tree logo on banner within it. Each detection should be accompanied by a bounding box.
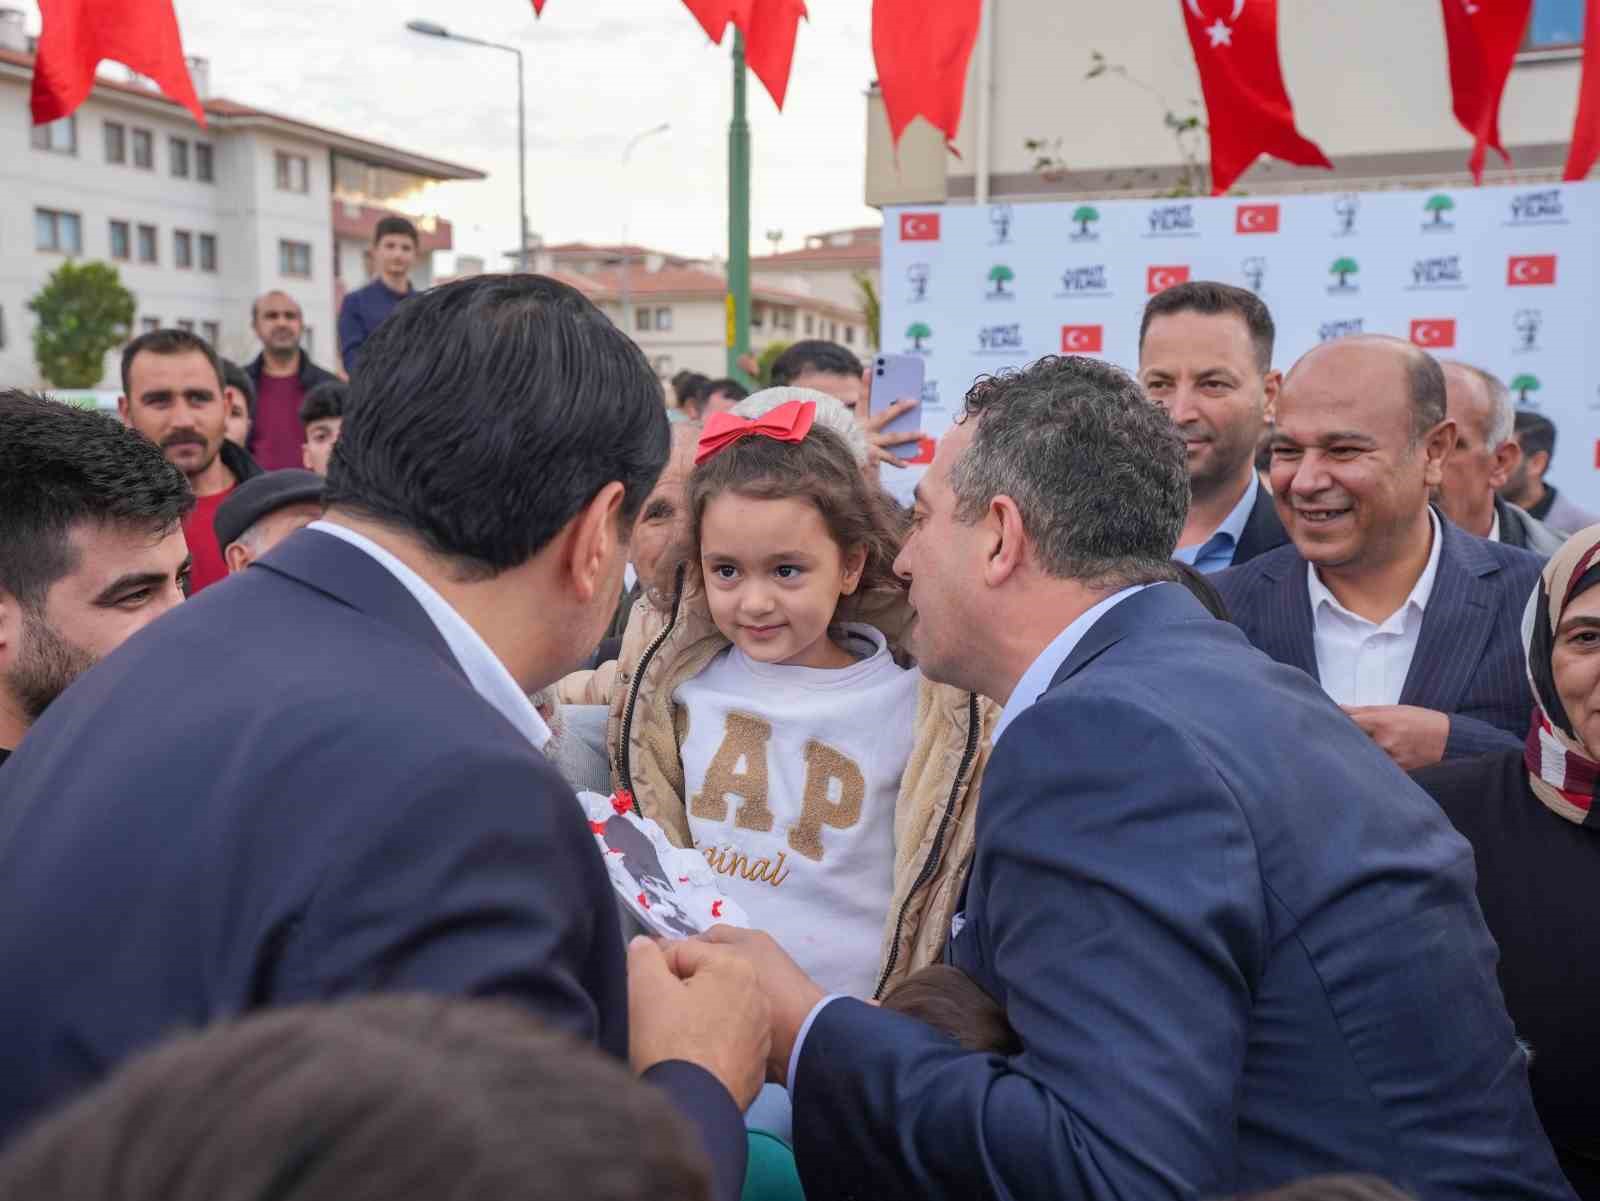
[1071,205,1102,241]
[1185,0,1245,48]
[1333,194,1360,237]
[987,264,1016,298]
[906,321,933,353]
[1242,257,1267,293]
[990,204,1014,244]
[1514,309,1542,354]
[1423,194,1457,232]
[907,263,931,303]
[1511,374,1542,406]
[1328,257,1361,292]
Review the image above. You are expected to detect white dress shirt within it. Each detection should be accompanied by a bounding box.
[309,520,551,751]
[1307,509,1442,708]
[1487,508,1502,543]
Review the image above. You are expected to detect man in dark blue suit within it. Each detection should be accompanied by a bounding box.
[1215,336,1541,769]
[0,276,765,1200]
[699,355,1573,1199]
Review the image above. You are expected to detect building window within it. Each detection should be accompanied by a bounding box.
[104,121,125,163]
[635,306,651,332]
[137,224,158,263]
[195,142,214,182]
[829,321,838,341]
[654,307,673,332]
[169,137,190,178]
[202,320,221,347]
[132,128,153,169]
[803,314,815,335]
[34,208,82,254]
[1525,0,1584,47]
[844,324,855,345]
[140,317,160,334]
[751,304,766,329]
[176,319,195,333]
[275,151,309,193]
[174,230,193,269]
[31,115,77,154]
[109,220,131,261]
[279,239,312,277]
[199,233,217,272]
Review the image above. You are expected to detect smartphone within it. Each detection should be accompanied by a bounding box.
[869,353,924,439]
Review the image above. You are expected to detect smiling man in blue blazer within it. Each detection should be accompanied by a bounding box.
[703,354,1572,1201]
[1214,336,1542,770]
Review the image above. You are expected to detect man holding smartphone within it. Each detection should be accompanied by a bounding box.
[769,340,921,470]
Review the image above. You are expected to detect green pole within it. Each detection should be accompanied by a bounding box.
[727,30,752,384]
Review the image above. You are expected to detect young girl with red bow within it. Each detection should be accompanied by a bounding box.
[604,388,996,1004]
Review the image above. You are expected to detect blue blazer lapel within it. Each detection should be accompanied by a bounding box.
[1256,552,1320,682]
[1400,519,1494,711]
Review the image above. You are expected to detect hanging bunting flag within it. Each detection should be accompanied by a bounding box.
[680,0,752,43]
[872,0,981,148]
[31,0,205,127]
[531,0,546,12]
[742,0,806,110]
[1563,0,1599,180]
[1180,0,1330,194]
[1440,0,1534,183]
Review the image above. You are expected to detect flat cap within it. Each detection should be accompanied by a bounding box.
[213,469,325,549]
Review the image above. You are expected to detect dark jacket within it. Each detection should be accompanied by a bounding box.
[338,279,412,376]
[1413,750,1600,1199]
[1212,515,1543,760]
[1495,494,1565,559]
[220,436,263,486]
[792,585,1571,1200]
[242,350,338,421]
[1230,482,1290,566]
[0,530,747,1201]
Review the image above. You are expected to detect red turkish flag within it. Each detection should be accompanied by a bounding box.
[1508,255,1557,285]
[680,0,752,43]
[531,0,546,12]
[1235,203,1280,233]
[1061,325,1105,353]
[1180,0,1330,195]
[872,0,982,148]
[1410,319,1457,349]
[1148,265,1191,294]
[742,0,806,110]
[1440,0,1534,182]
[1564,0,1600,180]
[31,0,204,127]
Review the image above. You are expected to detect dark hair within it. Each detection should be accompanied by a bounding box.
[0,390,192,609]
[299,380,348,428]
[769,341,863,387]
[880,965,1020,1055]
[322,274,669,578]
[705,378,750,405]
[1226,1176,1414,1201]
[1139,280,1275,372]
[1172,561,1229,620]
[0,996,712,1201]
[1515,409,1556,462]
[220,359,255,411]
[1254,427,1274,475]
[673,372,712,407]
[674,422,906,611]
[952,356,1188,588]
[120,328,224,398]
[373,215,419,245]
[1401,343,1448,443]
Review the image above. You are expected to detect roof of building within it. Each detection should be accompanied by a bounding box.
[752,226,881,269]
[0,47,485,182]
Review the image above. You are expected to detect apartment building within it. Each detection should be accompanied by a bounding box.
[0,16,483,390]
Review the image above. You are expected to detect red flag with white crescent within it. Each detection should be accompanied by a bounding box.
[1440,0,1534,183]
[31,0,205,126]
[1179,0,1330,194]
[1564,0,1600,180]
[872,0,982,148]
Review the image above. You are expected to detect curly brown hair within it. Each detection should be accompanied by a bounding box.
[654,423,907,618]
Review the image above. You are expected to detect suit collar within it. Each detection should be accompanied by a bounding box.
[1233,482,1289,564]
[1047,582,1212,691]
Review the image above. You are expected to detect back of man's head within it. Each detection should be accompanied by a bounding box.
[322,274,670,578]
[0,390,192,611]
[1441,360,1513,448]
[0,996,712,1201]
[769,341,863,388]
[299,380,347,428]
[220,359,255,411]
[1138,280,1275,371]
[953,356,1188,588]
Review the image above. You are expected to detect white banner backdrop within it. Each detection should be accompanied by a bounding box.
[881,182,1600,509]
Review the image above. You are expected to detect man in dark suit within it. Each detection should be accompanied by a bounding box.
[0,277,765,1201]
[1138,280,1288,572]
[696,354,1572,1200]
[1215,336,1541,769]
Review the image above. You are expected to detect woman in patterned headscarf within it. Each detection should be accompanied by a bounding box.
[1413,524,1600,1197]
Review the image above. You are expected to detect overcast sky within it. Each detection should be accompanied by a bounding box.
[19,0,882,268]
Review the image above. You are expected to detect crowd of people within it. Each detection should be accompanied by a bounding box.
[0,257,1595,1201]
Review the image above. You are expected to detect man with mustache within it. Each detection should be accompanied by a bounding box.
[1214,336,1542,769]
[1138,281,1288,573]
[119,329,261,594]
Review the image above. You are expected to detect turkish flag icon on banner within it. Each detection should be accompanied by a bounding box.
[1061,325,1105,353]
[1441,0,1534,182]
[872,0,982,148]
[900,213,941,241]
[1563,0,1600,180]
[31,0,204,127]
[1180,0,1331,194]
[1236,204,1281,233]
[1508,255,1557,286]
[1148,265,1191,294]
[1410,319,1457,349]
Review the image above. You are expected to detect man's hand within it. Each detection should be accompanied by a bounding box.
[859,397,922,470]
[628,935,770,1110]
[1342,704,1450,770]
[687,926,825,1085]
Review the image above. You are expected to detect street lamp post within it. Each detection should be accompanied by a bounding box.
[618,122,670,337]
[406,19,528,272]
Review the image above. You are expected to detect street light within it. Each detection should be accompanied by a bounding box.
[405,19,529,273]
[617,122,670,337]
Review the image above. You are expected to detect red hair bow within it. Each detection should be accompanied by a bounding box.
[694,400,816,466]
